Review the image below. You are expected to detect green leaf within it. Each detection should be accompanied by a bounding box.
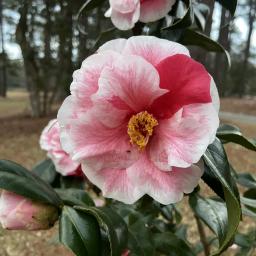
[179,29,231,67]
[60,175,85,189]
[75,206,128,256]
[55,188,94,207]
[189,194,228,244]
[76,0,105,18]
[193,3,209,31]
[154,232,195,256]
[60,206,101,256]
[163,0,194,30]
[237,173,256,189]
[0,160,62,206]
[216,0,237,16]
[32,158,57,184]
[202,139,241,255]
[128,217,155,256]
[217,124,256,152]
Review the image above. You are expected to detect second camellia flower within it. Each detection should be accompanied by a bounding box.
[58,36,220,205]
[105,0,176,30]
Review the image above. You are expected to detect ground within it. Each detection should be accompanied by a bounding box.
[0,89,255,255]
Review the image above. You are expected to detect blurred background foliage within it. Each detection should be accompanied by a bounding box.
[0,0,255,117]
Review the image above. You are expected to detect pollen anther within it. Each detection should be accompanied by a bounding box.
[127,111,158,150]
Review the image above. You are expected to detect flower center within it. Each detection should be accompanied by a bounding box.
[127,111,158,150]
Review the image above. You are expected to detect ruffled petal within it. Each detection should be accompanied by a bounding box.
[150,103,219,169]
[110,6,140,30]
[140,0,176,23]
[123,36,190,67]
[127,154,203,205]
[110,0,139,13]
[94,55,167,113]
[98,38,127,53]
[82,152,143,204]
[70,51,120,108]
[150,54,212,119]
[60,109,132,161]
[210,76,220,113]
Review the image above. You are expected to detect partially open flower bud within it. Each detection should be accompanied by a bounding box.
[0,190,58,231]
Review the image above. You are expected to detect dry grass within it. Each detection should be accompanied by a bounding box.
[0,92,255,255]
[220,98,256,116]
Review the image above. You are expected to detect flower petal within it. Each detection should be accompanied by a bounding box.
[70,51,120,107]
[150,54,212,119]
[110,0,139,13]
[94,55,166,113]
[127,154,203,205]
[98,38,127,53]
[110,6,140,30]
[150,103,219,169]
[60,108,132,161]
[140,0,176,23]
[123,36,190,67]
[82,155,143,204]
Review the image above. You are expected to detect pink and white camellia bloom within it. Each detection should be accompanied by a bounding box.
[0,190,58,230]
[105,0,176,30]
[40,119,81,176]
[57,36,220,205]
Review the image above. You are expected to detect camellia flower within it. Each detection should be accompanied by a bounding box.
[58,36,220,205]
[105,0,176,30]
[40,119,81,176]
[0,190,58,230]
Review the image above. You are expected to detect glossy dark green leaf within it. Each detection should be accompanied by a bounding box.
[202,139,241,255]
[194,8,205,31]
[179,29,231,67]
[189,194,227,243]
[60,175,86,189]
[234,231,256,256]
[32,158,57,184]
[60,206,101,256]
[237,173,256,189]
[76,0,105,18]
[75,206,128,256]
[240,189,256,218]
[0,160,62,206]
[163,0,194,30]
[216,0,237,16]
[217,124,256,152]
[56,188,94,207]
[128,219,155,256]
[154,232,195,256]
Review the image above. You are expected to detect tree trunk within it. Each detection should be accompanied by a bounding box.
[214,7,230,96]
[42,0,52,116]
[16,0,42,117]
[237,0,256,97]
[0,0,7,97]
[193,0,215,67]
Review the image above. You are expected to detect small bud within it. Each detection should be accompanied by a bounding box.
[0,190,58,231]
[122,249,130,256]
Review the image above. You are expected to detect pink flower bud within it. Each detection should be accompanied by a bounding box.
[0,190,58,231]
[122,249,130,256]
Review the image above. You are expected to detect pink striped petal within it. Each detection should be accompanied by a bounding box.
[140,0,176,23]
[95,55,166,113]
[127,154,203,205]
[123,36,190,67]
[110,6,140,30]
[150,103,219,169]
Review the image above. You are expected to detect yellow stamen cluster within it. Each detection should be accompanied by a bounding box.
[127,111,158,150]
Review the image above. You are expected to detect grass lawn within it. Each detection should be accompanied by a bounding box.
[0,91,255,255]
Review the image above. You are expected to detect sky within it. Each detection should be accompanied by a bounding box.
[1,3,255,60]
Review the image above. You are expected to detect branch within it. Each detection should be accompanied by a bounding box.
[195,214,210,256]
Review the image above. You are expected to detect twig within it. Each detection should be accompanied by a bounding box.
[195,215,210,256]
